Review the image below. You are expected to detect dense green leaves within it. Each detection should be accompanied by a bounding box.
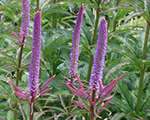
[0,0,150,119]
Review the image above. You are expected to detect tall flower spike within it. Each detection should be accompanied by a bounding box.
[21,0,30,37]
[89,18,107,91]
[69,5,84,78]
[28,10,41,99]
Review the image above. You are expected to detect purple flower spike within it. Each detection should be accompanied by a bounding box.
[89,18,107,91]
[69,5,84,77]
[28,10,41,99]
[21,0,30,37]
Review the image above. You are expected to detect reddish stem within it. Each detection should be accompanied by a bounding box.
[30,102,34,120]
[90,90,96,120]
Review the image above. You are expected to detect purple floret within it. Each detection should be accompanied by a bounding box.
[21,0,30,37]
[89,18,107,91]
[28,11,41,98]
[69,5,84,77]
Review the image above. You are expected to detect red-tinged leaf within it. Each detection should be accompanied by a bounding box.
[14,91,27,100]
[115,74,125,82]
[98,97,113,113]
[99,80,104,94]
[12,31,19,40]
[77,88,88,98]
[39,88,52,96]
[8,80,22,93]
[40,75,55,90]
[74,100,85,108]
[76,73,85,90]
[101,74,125,99]
[23,92,29,98]
[20,27,23,39]
[101,79,118,99]
[65,83,82,98]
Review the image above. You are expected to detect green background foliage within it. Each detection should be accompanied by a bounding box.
[0,0,150,119]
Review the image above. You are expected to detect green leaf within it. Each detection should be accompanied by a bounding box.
[0,57,15,65]
[84,9,94,27]
[104,61,129,82]
[114,10,132,21]
[0,7,16,21]
[0,4,22,10]
[104,6,135,13]
[0,80,12,95]
[62,0,90,4]
[0,111,7,119]
[34,110,53,120]
[42,9,71,17]
[81,22,92,45]
[44,106,67,114]
[124,12,144,23]
[111,113,125,120]
[118,80,134,110]
[43,28,72,38]
[59,94,67,113]
[7,110,14,120]
[18,103,28,120]
[145,0,150,15]
[43,35,70,56]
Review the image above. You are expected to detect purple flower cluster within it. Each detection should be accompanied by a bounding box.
[66,17,125,115]
[69,5,84,78]
[89,18,107,91]
[9,10,54,104]
[28,10,41,99]
[21,0,30,37]
[12,0,30,45]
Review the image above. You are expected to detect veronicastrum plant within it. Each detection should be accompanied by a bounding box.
[66,16,125,119]
[11,0,30,119]
[3,0,150,119]
[67,4,84,117]
[9,10,55,120]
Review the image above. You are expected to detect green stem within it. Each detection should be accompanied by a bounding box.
[14,37,25,120]
[91,12,100,45]
[112,20,117,32]
[136,67,145,113]
[87,1,100,81]
[36,0,39,11]
[52,14,57,28]
[16,37,25,86]
[136,21,150,113]
[52,0,57,28]
[142,21,150,59]
[112,0,120,32]
[68,90,72,116]
[14,107,17,120]
[87,55,94,81]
